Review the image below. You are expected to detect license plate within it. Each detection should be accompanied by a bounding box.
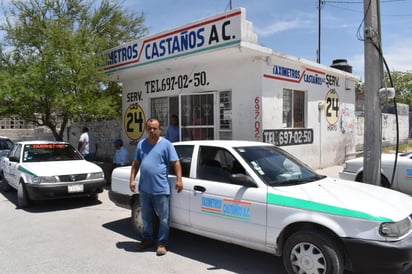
[68,184,84,193]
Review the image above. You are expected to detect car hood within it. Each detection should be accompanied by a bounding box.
[345,153,406,165]
[269,177,412,222]
[20,160,103,176]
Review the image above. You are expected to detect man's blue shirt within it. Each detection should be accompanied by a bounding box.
[113,147,129,165]
[134,138,179,195]
[165,125,179,142]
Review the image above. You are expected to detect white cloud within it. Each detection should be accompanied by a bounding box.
[254,18,312,37]
[349,53,365,79]
[384,39,412,72]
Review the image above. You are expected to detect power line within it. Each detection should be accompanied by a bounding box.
[325,0,408,3]
[325,1,412,17]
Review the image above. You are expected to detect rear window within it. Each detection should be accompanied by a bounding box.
[23,143,83,162]
[0,138,13,150]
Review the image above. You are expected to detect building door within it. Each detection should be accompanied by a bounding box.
[151,92,218,140]
[180,93,215,140]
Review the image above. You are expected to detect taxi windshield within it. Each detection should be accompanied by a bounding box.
[234,145,324,186]
[23,143,83,162]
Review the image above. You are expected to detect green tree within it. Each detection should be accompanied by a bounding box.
[0,0,147,140]
[387,71,412,106]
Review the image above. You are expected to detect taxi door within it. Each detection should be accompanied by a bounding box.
[169,145,195,227]
[2,144,22,188]
[189,145,267,247]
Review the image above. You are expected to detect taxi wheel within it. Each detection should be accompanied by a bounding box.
[131,199,160,240]
[17,181,30,208]
[0,171,12,192]
[131,200,144,238]
[282,230,344,274]
[380,176,390,188]
[356,173,390,188]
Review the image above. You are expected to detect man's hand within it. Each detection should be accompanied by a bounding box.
[130,180,136,192]
[175,179,183,193]
[172,160,183,193]
[129,160,140,193]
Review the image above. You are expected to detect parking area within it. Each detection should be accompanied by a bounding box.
[2,176,412,274]
[0,188,286,274]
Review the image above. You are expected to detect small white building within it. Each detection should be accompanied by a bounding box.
[105,8,361,169]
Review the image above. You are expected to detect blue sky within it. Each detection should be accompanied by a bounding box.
[1,0,410,78]
[126,0,412,79]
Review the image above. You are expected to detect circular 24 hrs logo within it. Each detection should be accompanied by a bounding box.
[325,89,340,125]
[124,103,146,140]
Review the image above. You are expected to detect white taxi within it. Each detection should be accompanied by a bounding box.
[109,140,412,274]
[0,141,106,208]
[340,152,412,195]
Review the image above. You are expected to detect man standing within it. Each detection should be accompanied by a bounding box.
[78,127,97,161]
[129,118,183,256]
[106,139,129,187]
[165,114,180,142]
[113,139,129,167]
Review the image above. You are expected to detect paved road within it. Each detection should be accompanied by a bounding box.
[1,181,412,274]
[0,188,286,274]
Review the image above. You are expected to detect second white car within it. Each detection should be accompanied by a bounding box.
[0,140,106,208]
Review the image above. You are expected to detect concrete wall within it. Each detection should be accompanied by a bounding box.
[1,121,124,163]
[65,120,123,163]
[0,127,54,142]
[354,104,410,151]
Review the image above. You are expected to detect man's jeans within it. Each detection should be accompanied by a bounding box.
[140,191,170,246]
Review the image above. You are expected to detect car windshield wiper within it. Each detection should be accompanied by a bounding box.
[269,175,326,186]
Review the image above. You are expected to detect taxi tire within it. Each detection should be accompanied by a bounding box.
[0,171,12,192]
[131,199,160,240]
[282,230,344,274]
[356,173,390,188]
[131,200,144,238]
[17,181,30,208]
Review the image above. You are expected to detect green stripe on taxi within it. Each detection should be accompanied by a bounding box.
[267,193,392,222]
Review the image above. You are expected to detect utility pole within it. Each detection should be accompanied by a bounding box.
[363,0,384,185]
[317,0,324,63]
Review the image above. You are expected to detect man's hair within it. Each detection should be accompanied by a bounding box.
[146,118,161,127]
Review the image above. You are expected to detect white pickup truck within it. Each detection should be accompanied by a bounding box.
[109,140,412,274]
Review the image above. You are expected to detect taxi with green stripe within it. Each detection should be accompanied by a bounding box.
[110,140,412,274]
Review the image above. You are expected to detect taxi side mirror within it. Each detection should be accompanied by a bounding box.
[230,174,258,187]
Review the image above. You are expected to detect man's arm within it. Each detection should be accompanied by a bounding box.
[129,160,141,192]
[78,141,83,151]
[172,160,183,193]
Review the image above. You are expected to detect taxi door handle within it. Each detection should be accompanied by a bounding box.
[194,185,206,192]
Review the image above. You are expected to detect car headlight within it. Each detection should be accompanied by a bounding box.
[380,217,412,238]
[88,172,104,180]
[32,176,58,184]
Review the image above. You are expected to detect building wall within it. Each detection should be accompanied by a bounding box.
[65,120,123,163]
[261,55,359,169]
[1,111,408,169]
[0,127,54,141]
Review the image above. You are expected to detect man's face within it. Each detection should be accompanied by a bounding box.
[146,120,161,139]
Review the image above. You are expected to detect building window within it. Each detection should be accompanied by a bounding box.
[151,97,169,134]
[181,94,214,140]
[283,89,305,128]
[219,91,232,140]
[151,97,180,136]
